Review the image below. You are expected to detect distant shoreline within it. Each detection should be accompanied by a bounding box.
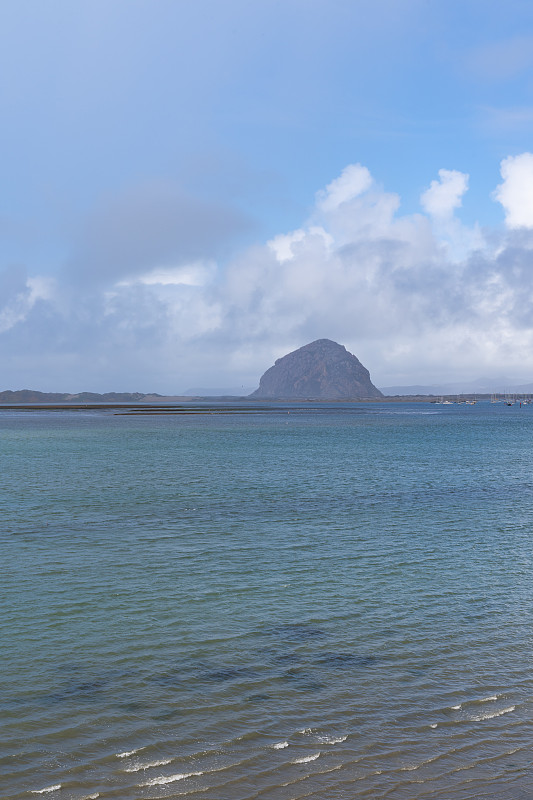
[0,394,506,412]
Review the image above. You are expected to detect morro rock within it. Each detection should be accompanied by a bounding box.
[250,339,383,399]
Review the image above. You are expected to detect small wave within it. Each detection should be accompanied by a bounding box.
[79,795,99,800]
[400,754,440,772]
[292,753,320,764]
[317,735,347,744]
[116,747,144,758]
[429,723,438,728]
[297,728,314,735]
[451,695,499,711]
[123,758,173,772]
[143,771,203,786]
[471,705,515,721]
[31,787,61,795]
[272,741,289,749]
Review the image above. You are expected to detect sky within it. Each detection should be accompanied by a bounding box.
[3,0,533,392]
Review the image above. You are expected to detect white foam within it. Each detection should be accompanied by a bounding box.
[79,795,99,800]
[143,771,203,786]
[297,728,314,735]
[430,723,438,728]
[451,704,462,710]
[31,787,61,795]
[317,735,347,744]
[124,758,172,772]
[471,705,515,721]
[272,741,289,749]
[481,695,499,702]
[116,747,144,758]
[292,753,320,764]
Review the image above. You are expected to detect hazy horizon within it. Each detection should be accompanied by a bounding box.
[6,372,533,397]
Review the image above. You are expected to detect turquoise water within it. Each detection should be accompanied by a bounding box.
[2,402,533,799]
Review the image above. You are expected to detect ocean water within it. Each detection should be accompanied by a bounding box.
[2,401,533,800]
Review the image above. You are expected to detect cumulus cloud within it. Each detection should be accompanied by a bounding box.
[268,227,333,263]
[316,163,373,212]
[420,169,469,218]
[493,153,533,228]
[6,159,533,391]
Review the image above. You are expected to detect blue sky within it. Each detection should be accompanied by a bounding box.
[2,0,533,391]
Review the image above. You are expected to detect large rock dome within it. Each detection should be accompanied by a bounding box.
[250,339,383,399]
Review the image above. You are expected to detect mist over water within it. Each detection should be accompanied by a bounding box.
[3,402,533,799]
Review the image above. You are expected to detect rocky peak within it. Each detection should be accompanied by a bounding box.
[250,339,383,399]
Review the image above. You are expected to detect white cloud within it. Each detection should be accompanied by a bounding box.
[268,229,306,263]
[0,275,54,333]
[493,153,533,228]
[316,163,373,212]
[420,169,469,218]
[117,261,216,287]
[419,169,483,263]
[268,226,333,263]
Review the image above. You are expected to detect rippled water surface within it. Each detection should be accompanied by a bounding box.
[3,401,533,799]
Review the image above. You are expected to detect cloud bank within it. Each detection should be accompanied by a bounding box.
[3,156,533,391]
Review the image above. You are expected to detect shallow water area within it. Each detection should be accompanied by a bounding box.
[2,400,533,799]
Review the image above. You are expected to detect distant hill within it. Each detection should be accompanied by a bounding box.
[0,390,156,404]
[250,339,383,399]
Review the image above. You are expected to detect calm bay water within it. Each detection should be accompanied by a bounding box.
[2,401,533,799]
